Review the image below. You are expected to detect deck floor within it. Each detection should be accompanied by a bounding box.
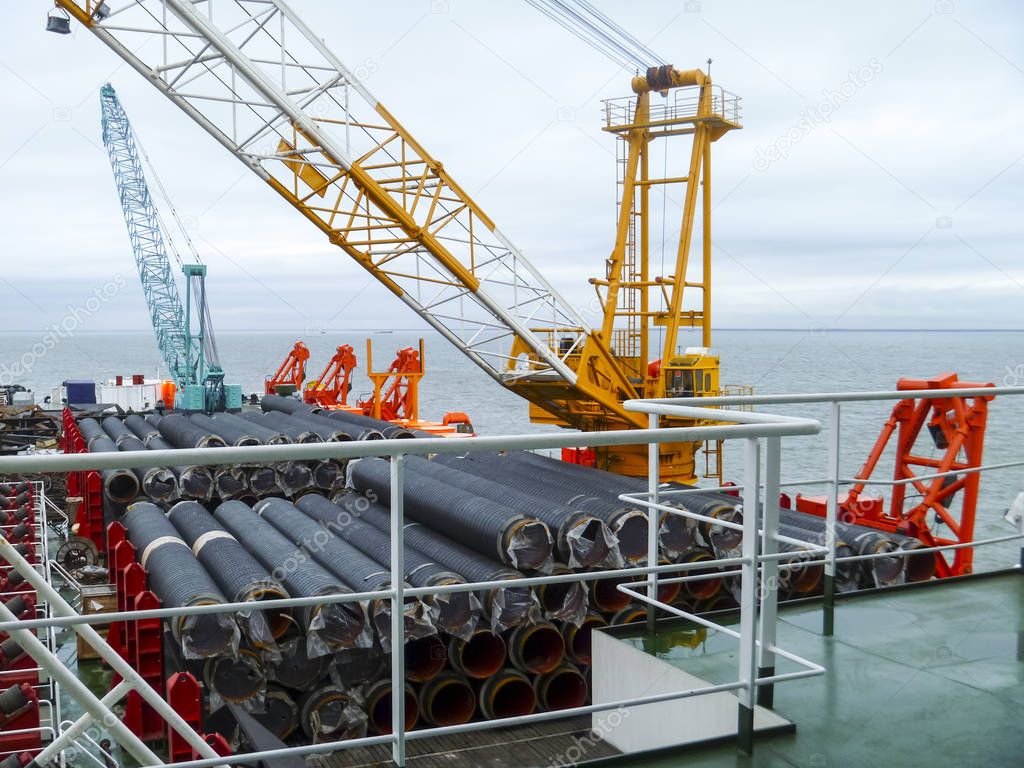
[310,716,618,767]
[614,571,1024,767]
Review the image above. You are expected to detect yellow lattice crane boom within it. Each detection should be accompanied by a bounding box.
[51,1,740,481]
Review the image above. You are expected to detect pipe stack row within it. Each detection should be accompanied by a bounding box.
[76,410,353,506]
[119,494,605,751]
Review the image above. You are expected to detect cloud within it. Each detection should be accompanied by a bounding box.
[0,0,1021,341]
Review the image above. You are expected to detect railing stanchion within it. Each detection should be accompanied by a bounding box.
[390,453,407,767]
[737,437,761,755]
[646,413,660,632]
[824,401,840,636]
[757,436,781,708]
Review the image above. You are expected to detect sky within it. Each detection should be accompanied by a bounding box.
[0,0,1022,336]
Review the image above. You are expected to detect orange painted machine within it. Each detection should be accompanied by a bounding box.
[266,339,472,437]
[795,373,992,578]
[264,341,309,396]
[303,344,357,408]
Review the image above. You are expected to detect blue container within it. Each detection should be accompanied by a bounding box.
[64,380,96,404]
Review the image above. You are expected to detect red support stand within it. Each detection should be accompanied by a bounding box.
[0,682,41,754]
[75,471,106,556]
[166,672,202,763]
[133,590,164,741]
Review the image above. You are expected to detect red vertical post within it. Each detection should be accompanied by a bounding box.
[166,672,202,763]
[133,590,165,741]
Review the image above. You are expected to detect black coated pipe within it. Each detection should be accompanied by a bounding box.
[267,636,327,690]
[146,435,213,500]
[101,416,178,502]
[433,453,651,563]
[187,413,260,449]
[354,499,537,631]
[122,502,237,659]
[213,500,366,653]
[255,497,436,648]
[296,493,478,635]
[407,455,616,568]
[203,647,265,706]
[252,685,299,741]
[351,457,553,572]
[166,500,292,645]
[77,418,140,504]
[536,565,588,625]
[474,451,702,558]
[297,684,367,741]
[212,411,291,445]
[262,395,396,440]
[157,413,228,449]
[241,411,322,444]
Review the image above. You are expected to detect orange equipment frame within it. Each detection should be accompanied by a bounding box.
[796,372,992,578]
[303,344,358,407]
[359,339,423,422]
[264,341,309,395]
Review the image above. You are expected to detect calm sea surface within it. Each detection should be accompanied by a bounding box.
[2,328,1020,569]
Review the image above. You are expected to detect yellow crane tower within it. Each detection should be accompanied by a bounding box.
[50,1,742,481]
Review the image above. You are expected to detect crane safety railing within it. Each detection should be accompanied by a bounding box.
[602,84,743,129]
[0,407,822,766]
[0,388,1021,766]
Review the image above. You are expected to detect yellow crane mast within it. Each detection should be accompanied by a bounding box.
[51,1,741,481]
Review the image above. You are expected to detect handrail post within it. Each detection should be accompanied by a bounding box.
[646,412,660,632]
[390,454,407,767]
[823,401,840,636]
[737,437,761,755]
[757,436,781,708]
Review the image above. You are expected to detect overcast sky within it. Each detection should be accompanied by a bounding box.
[1,0,1021,336]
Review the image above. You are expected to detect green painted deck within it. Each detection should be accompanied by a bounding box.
[314,571,1022,767]
[614,571,1024,768]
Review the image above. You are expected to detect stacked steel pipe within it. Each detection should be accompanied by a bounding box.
[73,402,939,747]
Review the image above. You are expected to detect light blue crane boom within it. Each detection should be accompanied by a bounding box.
[99,83,240,412]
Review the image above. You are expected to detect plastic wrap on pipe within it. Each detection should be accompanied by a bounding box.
[213,500,369,656]
[354,499,538,632]
[122,502,238,659]
[408,455,619,568]
[101,416,177,502]
[351,457,553,572]
[432,453,652,563]
[167,500,291,648]
[297,493,479,638]
[254,497,436,651]
[203,647,266,711]
[297,684,367,741]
